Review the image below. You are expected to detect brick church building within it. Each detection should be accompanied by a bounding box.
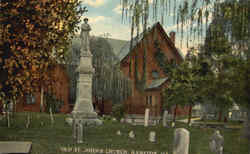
[118,22,188,119]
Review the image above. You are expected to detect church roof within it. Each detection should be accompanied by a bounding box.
[118,22,184,63]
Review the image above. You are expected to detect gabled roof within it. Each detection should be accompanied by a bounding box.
[118,22,184,63]
[145,77,168,90]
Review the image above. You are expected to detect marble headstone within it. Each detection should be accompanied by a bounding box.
[171,122,175,128]
[209,130,224,154]
[116,130,121,136]
[129,131,135,139]
[77,122,83,144]
[173,128,190,154]
[149,131,156,143]
[120,118,125,123]
[144,108,150,127]
[163,110,168,127]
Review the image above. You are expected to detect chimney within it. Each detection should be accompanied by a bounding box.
[169,31,176,45]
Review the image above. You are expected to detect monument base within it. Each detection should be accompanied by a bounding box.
[66,112,103,126]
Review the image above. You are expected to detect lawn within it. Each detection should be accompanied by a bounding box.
[0,112,249,154]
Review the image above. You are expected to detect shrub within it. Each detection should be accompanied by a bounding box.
[44,93,63,113]
[112,104,125,121]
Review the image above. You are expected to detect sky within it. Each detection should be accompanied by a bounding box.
[79,0,213,55]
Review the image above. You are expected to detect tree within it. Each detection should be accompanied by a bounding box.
[90,37,132,106]
[69,36,132,115]
[163,49,203,125]
[0,0,86,101]
[121,0,250,114]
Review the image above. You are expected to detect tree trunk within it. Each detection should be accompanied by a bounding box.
[218,109,222,122]
[40,86,44,112]
[245,109,250,142]
[188,105,193,125]
[173,105,178,122]
[7,111,10,128]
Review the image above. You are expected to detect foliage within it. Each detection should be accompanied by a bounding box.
[44,93,64,113]
[201,0,250,120]
[91,37,132,104]
[121,0,250,47]
[69,37,132,104]
[0,0,86,101]
[111,103,125,120]
[122,0,250,132]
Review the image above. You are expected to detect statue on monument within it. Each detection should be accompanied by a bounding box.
[67,17,102,127]
[80,18,91,56]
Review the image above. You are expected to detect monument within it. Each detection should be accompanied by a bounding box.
[71,18,102,126]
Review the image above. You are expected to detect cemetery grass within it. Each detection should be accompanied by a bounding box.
[0,112,249,154]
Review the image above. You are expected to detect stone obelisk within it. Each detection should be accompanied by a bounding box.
[72,18,102,126]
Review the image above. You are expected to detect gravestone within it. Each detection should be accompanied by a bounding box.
[129,131,135,139]
[163,110,168,127]
[49,107,54,125]
[72,118,77,141]
[171,122,175,128]
[188,121,192,127]
[228,111,232,119]
[65,117,73,125]
[120,118,125,123]
[77,122,83,144]
[144,108,150,127]
[73,119,84,144]
[0,141,32,154]
[149,131,156,143]
[116,130,121,136]
[71,18,102,126]
[209,130,224,154]
[173,128,190,154]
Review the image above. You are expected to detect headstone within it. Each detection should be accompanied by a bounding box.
[116,130,121,136]
[129,131,135,139]
[228,112,232,119]
[149,131,156,143]
[73,118,77,141]
[188,121,192,127]
[153,120,157,126]
[49,107,54,125]
[112,118,117,121]
[71,18,102,126]
[77,121,83,144]
[171,122,175,128]
[0,142,32,154]
[163,110,168,127]
[25,114,31,128]
[40,121,44,127]
[144,108,150,127]
[173,128,190,154]
[209,130,224,154]
[65,117,73,125]
[120,118,125,123]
